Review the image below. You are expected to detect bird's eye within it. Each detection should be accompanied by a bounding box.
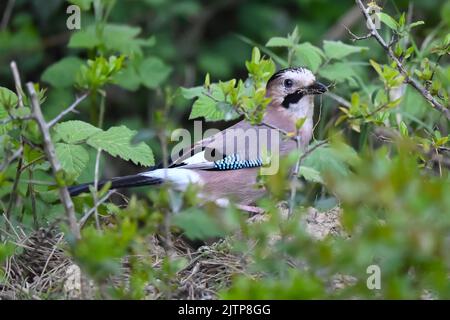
[284,79,293,88]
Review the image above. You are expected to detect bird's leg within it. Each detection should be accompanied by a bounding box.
[214,198,265,215]
[236,204,266,215]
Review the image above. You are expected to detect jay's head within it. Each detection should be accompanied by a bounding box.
[266,67,327,117]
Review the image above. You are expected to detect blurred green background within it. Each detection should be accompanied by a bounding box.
[0,0,447,177]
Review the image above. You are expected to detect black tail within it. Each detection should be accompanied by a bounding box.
[68,174,163,196]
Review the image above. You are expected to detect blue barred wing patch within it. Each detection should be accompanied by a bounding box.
[213,154,262,170]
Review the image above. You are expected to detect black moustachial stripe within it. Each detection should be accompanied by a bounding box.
[211,154,262,171]
[281,90,305,108]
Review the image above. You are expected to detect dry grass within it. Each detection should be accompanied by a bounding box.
[0,207,342,300]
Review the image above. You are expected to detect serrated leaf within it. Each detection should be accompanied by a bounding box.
[139,57,172,89]
[87,126,154,166]
[323,40,368,60]
[41,57,84,88]
[54,120,102,144]
[55,143,89,179]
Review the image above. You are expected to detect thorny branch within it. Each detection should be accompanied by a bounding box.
[26,83,81,240]
[353,0,450,121]
[10,61,24,108]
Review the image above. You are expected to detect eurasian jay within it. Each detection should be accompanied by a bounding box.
[68,67,327,206]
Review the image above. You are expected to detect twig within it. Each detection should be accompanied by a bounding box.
[93,149,102,230]
[0,146,23,172]
[1,0,15,31]
[324,5,361,40]
[38,233,64,282]
[259,121,296,141]
[289,139,328,217]
[5,150,23,221]
[373,126,450,169]
[325,92,352,108]
[26,82,81,240]
[0,115,33,126]
[298,140,328,163]
[79,190,115,228]
[27,169,38,228]
[47,93,88,128]
[10,61,24,108]
[19,155,44,173]
[353,0,450,121]
[288,136,302,217]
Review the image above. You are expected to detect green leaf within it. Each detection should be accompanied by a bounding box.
[189,95,224,121]
[266,37,292,47]
[442,1,450,26]
[377,12,399,31]
[68,24,152,55]
[55,143,89,179]
[0,242,15,262]
[180,86,204,100]
[188,85,239,122]
[68,25,101,49]
[173,208,226,240]
[139,57,172,89]
[409,21,425,29]
[299,166,323,184]
[294,42,324,72]
[41,57,84,88]
[399,121,409,137]
[323,40,368,60]
[369,59,383,76]
[0,87,18,111]
[318,62,358,85]
[302,142,358,177]
[54,120,102,144]
[87,126,154,166]
[114,65,142,91]
[102,24,144,55]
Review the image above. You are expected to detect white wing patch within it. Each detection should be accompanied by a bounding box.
[140,168,203,191]
[181,150,208,165]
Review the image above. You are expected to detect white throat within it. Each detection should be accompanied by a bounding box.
[286,95,314,120]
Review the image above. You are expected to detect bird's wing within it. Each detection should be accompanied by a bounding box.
[169,119,265,170]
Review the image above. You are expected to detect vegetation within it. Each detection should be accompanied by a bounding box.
[0,0,449,299]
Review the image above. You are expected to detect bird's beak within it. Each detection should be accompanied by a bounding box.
[305,81,328,95]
